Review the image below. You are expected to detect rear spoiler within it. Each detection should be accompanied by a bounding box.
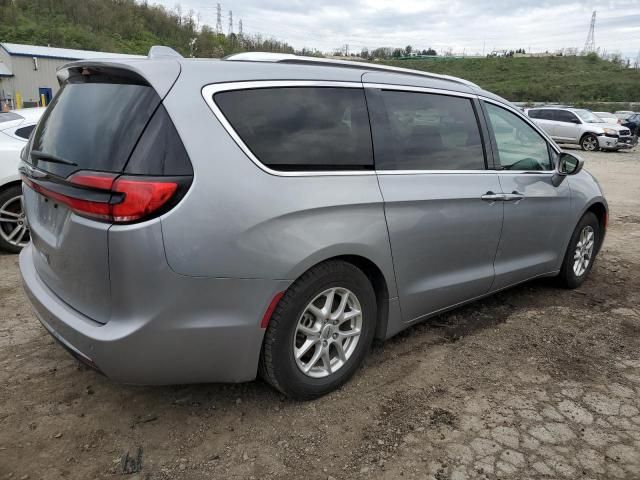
[56,47,182,99]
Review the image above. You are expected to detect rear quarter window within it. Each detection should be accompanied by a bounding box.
[213,87,373,171]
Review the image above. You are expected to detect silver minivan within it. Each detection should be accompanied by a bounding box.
[20,49,608,399]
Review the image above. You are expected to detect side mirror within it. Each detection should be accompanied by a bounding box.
[552,152,584,186]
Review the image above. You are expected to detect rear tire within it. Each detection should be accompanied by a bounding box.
[259,260,376,400]
[558,212,600,289]
[0,185,29,254]
[580,134,599,152]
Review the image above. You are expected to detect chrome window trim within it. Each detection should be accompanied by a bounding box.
[201,80,376,177]
[362,82,477,99]
[201,80,560,177]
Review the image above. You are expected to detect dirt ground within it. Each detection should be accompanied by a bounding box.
[2,146,640,480]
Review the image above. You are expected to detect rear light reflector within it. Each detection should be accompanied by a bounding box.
[260,291,285,329]
[21,171,180,224]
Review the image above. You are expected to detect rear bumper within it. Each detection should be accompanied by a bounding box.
[20,243,289,384]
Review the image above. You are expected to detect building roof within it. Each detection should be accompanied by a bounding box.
[0,43,144,61]
[0,62,12,77]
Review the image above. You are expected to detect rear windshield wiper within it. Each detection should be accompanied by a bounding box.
[30,150,78,166]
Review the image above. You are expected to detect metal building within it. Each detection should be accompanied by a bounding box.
[0,43,142,110]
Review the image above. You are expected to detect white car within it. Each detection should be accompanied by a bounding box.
[0,107,45,252]
[592,111,620,125]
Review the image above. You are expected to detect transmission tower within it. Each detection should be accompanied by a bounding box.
[228,10,233,35]
[583,11,596,53]
[238,19,243,37]
[215,3,223,35]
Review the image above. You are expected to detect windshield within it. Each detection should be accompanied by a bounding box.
[574,110,604,123]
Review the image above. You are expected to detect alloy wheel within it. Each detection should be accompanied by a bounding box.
[573,225,595,277]
[582,136,598,151]
[293,287,363,378]
[0,195,29,249]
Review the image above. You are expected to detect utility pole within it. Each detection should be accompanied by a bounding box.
[228,10,233,36]
[215,3,222,35]
[583,10,596,53]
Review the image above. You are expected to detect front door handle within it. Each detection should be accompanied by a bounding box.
[503,191,525,202]
[481,191,507,202]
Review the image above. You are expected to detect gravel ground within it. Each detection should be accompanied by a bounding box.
[1,146,640,480]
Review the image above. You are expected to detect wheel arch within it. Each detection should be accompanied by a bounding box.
[579,131,599,149]
[286,252,394,341]
[0,179,22,191]
[585,201,607,253]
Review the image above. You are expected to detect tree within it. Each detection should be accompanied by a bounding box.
[404,45,412,56]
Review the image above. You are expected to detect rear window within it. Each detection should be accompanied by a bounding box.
[214,87,373,171]
[29,70,160,178]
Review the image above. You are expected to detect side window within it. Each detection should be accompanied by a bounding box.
[485,103,553,171]
[14,124,35,140]
[214,87,373,171]
[538,110,554,120]
[555,110,579,124]
[374,90,485,170]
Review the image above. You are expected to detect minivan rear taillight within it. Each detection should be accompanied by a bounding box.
[21,170,185,224]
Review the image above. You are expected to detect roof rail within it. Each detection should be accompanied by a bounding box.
[224,52,480,89]
[148,46,183,59]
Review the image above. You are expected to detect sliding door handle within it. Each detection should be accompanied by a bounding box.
[481,192,506,202]
[503,191,525,202]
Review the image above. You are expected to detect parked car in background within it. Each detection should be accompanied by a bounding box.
[621,113,640,136]
[614,111,635,121]
[592,112,620,125]
[526,107,633,151]
[0,107,45,252]
[20,49,608,399]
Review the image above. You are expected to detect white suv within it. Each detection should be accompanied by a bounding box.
[526,107,633,151]
[0,107,45,252]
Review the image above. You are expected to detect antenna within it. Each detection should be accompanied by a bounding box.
[215,3,223,35]
[583,10,596,53]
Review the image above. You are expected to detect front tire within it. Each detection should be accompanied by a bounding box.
[0,185,29,254]
[580,134,599,152]
[558,212,600,288]
[259,260,376,399]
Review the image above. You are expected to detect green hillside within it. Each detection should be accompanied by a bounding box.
[382,55,640,103]
[0,0,293,58]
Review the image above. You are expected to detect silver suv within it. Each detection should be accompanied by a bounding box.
[20,48,608,399]
[526,107,633,151]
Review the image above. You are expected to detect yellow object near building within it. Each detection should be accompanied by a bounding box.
[40,93,46,107]
[15,91,22,109]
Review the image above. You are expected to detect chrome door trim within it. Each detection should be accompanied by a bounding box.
[362,82,477,99]
[201,80,376,178]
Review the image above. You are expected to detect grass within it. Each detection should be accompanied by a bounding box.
[381,56,640,103]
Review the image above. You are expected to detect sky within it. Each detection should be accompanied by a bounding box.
[155,0,640,59]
